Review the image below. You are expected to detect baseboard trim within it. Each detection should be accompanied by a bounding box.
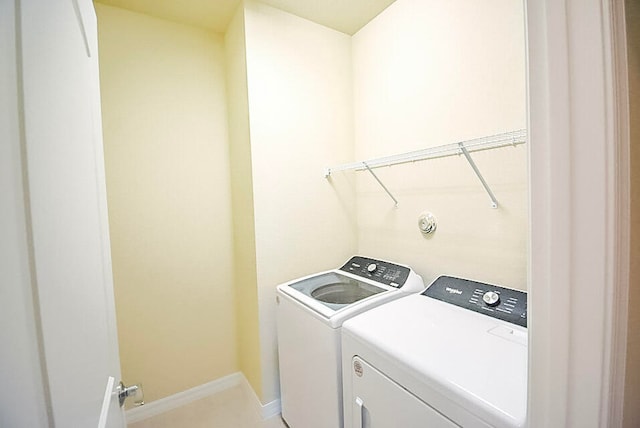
[238,374,282,420]
[261,398,282,420]
[125,372,243,423]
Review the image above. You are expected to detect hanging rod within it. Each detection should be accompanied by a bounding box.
[324,129,527,208]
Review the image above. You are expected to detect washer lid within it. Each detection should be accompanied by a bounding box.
[342,293,528,428]
[287,272,387,312]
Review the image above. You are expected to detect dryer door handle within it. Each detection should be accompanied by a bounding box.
[355,396,365,428]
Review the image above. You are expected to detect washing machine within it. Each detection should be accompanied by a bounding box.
[341,275,528,428]
[276,256,425,428]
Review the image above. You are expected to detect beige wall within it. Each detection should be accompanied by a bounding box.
[624,0,640,426]
[96,4,237,403]
[224,5,263,400]
[95,0,528,407]
[352,0,527,289]
[243,0,357,403]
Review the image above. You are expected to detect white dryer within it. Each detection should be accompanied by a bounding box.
[341,275,528,428]
[276,256,425,428]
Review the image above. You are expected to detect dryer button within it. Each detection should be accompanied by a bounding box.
[483,291,500,307]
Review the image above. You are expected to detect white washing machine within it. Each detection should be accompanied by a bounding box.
[276,256,425,428]
[342,275,528,428]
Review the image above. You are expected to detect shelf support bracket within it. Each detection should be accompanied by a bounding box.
[362,161,399,207]
[458,143,499,209]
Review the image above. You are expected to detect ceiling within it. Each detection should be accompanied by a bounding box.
[94,0,397,35]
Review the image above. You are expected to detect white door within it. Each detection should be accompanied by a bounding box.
[349,357,459,428]
[15,0,126,426]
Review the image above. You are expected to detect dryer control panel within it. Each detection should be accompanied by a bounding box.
[340,256,410,288]
[423,276,527,327]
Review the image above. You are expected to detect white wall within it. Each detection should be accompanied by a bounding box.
[243,0,357,403]
[0,1,50,425]
[351,0,527,289]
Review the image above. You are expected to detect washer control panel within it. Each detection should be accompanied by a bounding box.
[423,275,527,327]
[340,256,410,288]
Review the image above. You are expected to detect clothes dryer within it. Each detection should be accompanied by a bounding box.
[342,275,528,428]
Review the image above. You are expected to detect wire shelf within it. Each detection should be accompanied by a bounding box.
[324,129,527,208]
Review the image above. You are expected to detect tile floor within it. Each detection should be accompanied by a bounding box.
[128,385,288,428]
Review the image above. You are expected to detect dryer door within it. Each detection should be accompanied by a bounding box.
[349,357,459,428]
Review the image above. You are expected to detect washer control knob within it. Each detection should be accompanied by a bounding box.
[483,291,500,307]
[367,263,377,273]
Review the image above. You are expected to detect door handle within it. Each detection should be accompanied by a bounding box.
[355,396,365,428]
[116,381,144,407]
[97,377,115,428]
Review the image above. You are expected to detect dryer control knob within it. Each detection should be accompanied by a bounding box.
[367,263,377,273]
[483,291,500,307]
